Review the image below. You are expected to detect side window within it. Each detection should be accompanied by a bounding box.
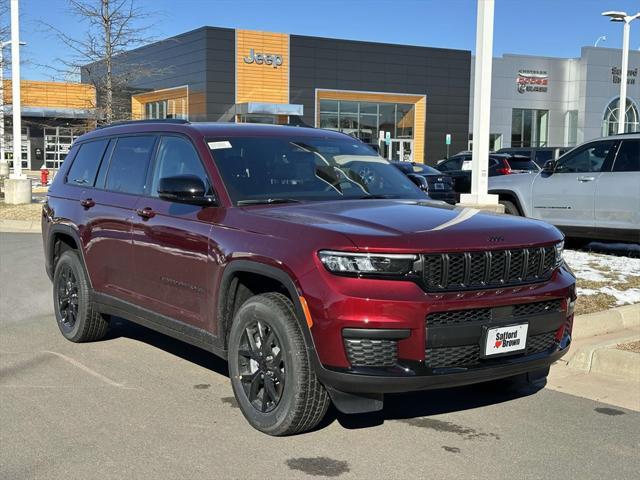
[534,150,553,164]
[612,140,640,172]
[104,136,156,195]
[556,141,615,173]
[438,157,462,171]
[65,139,109,186]
[150,136,213,197]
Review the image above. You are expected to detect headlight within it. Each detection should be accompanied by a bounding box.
[554,240,564,267]
[318,250,418,277]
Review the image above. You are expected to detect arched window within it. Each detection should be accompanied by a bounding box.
[602,98,640,135]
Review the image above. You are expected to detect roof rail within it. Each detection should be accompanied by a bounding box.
[98,119,190,129]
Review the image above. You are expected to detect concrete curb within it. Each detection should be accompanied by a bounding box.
[566,332,639,379]
[0,219,42,233]
[572,304,640,340]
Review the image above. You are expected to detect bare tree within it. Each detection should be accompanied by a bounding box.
[0,0,9,70]
[45,0,158,123]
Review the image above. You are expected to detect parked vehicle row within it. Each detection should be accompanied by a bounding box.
[391,161,457,204]
[43,120,575,436]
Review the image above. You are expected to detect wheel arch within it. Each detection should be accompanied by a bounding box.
[217,260,318,356]
[47,224,92,287]
[489,189,526,216]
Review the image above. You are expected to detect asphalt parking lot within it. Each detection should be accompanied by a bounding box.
[1,232,639,480]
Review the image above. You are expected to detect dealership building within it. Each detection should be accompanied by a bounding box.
[85,26,472,163]
[471,46,640,152]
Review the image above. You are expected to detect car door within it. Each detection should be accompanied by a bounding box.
[130,134,217,330]
[595,139,640,238]
[81,135,157,302]
[530,140,617,228]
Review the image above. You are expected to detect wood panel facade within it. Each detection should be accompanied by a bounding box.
[3,80,95,110]
[235,30,289,104]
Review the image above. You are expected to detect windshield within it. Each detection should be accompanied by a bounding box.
[208,136,424,204]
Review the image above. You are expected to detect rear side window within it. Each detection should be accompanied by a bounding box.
[105,136,156,194]
[612,140,640,172]
[438,157,463,171]
[534,150,553,164]
[66,139,109,186]
[509,159,539,171]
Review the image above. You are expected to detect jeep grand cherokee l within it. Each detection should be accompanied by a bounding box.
[42,121,576,436]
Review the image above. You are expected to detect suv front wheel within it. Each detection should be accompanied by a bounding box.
[53,250,109,342]
[228,292,330,436]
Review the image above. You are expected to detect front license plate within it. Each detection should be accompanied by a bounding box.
[434,183,445,190]
[483,323,528,358]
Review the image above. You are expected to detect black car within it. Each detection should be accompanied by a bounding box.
[436,154,539,195]
[496,147,570,168]
[392,162,457,204]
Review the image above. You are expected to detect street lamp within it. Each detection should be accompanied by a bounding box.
[594,35,606,47]
[0,39,26,173]
[602,10,640,134]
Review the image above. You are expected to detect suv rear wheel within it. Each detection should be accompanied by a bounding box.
[228,292,330,436]
[500,200,521,216]
[53,250,109,342]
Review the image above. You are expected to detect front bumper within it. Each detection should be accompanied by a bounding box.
[315,336,570,394]
[300,262,576,394]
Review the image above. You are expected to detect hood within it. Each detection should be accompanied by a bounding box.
[242,199,562,252]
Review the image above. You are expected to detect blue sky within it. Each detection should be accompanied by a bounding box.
[8,0,640,80]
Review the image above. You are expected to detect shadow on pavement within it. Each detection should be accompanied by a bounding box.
[104,315,544,433]
[104,317,229,378]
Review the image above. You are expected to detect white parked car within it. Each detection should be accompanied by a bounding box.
[489,134,640,243]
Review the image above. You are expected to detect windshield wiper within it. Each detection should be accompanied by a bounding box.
[358,194,399,199]
[237,198,302,206]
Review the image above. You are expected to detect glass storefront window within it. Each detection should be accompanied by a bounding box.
[44,127,85,169]
[318,99,416,149]
[567,110,578,146]
[396,103,414,139]
[511,108,549,147]
[378,103,396,139]
[144,97,188,120]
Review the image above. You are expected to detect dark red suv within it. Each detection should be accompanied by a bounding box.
[42,120,576,435]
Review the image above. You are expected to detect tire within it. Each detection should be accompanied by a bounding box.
[53,250,109,342]
[500,200,521,216]
[228,292,330,436]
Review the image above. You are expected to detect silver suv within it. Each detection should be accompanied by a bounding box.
[489,133,640,243]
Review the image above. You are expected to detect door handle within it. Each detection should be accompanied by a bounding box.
[136,207,156,219]
[80,198,95,208]
[577,176,595,182]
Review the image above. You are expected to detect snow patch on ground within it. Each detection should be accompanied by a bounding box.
[600,287,640,305]
[565,249,640,306]
[564,249,640,283]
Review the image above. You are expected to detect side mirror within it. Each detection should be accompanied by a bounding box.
[543,159,557,173]
[407,174,429,191]
[158,175,216,206]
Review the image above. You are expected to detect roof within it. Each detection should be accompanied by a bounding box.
[78,121,354,143]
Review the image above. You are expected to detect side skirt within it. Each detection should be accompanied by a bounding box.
[93,292,227,360]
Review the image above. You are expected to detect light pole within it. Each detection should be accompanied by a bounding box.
[0,39,25,173]
[602,10,640,134]
[459,0,501,212]
[594,35,606,47]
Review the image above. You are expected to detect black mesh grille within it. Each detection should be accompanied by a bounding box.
[469,252,486,285]
[422,246,556,292]
[345,339,397,367]
[424,331,557,369]
[428,308,491,326]
[508,249,525,281]
[513,299,562,317]
[427,299,563,327]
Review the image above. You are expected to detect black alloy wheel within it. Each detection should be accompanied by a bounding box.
[56,264,79,332]
[237,320,285,413]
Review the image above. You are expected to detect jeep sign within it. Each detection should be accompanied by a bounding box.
[243,49,283,68]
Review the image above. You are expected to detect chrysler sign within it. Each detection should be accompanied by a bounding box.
[516,69,548,94]
[243,49,283,68]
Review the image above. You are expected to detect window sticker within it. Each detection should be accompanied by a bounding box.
[208,141,232,150]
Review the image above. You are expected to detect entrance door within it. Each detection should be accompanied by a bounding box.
[386,140,413,162]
